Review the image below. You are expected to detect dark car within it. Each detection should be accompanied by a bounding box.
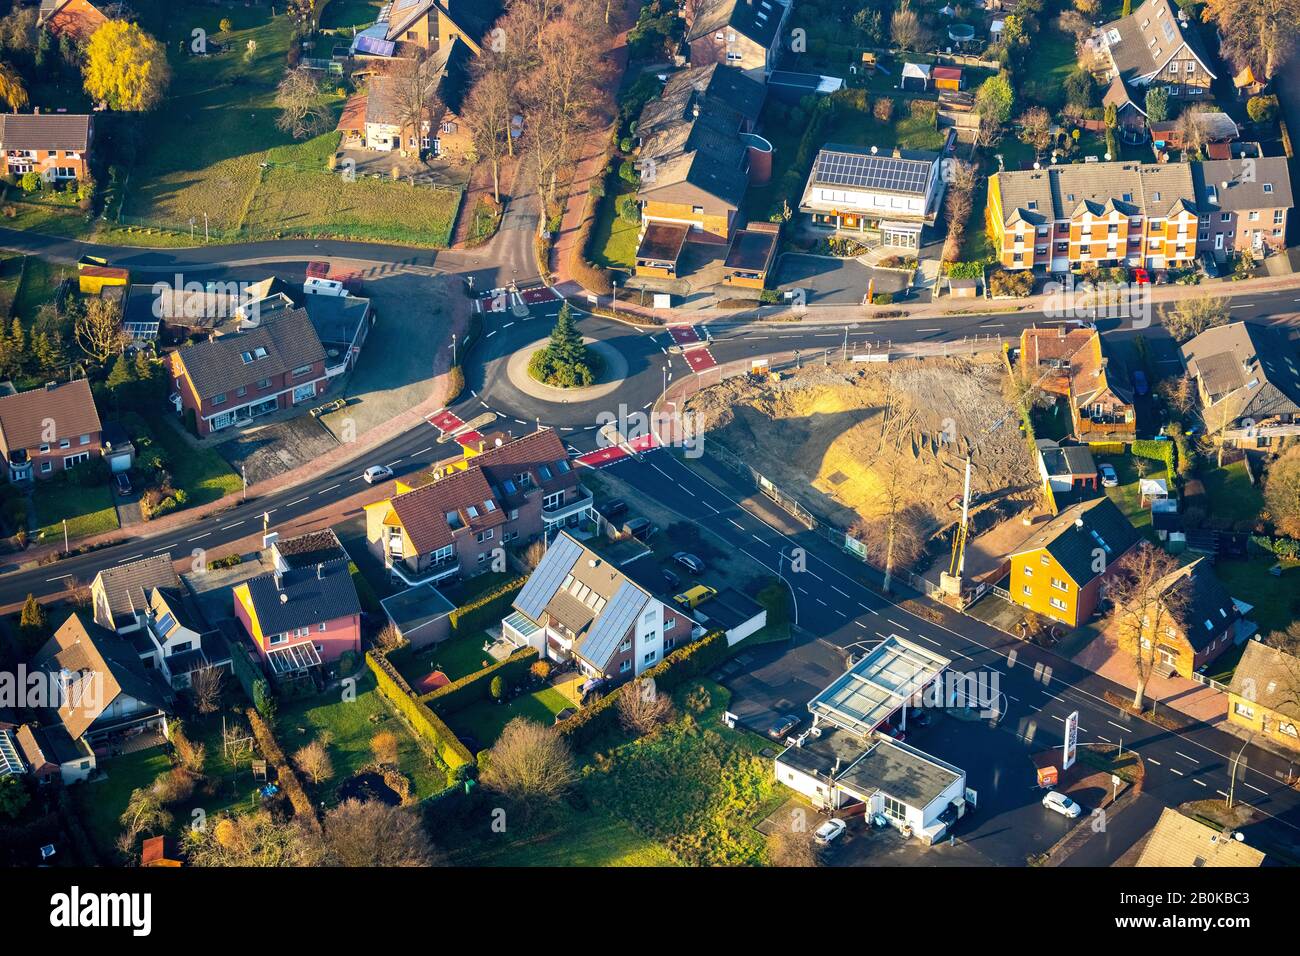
[767,714,801,740]
[114,473,132,497]
[622,517,654,541]
[601,498,628,522]
[661,567,681,591]
[673,551,705,574]
[1131,369,1149,396]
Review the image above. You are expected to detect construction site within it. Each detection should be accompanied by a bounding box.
[684,356,1039,545]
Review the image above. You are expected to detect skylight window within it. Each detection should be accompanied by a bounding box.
[503,479,517,493]
[1264,183,1274,193]
[466,505,479,518]
[446,511,463,529]
[483,499,496,512]
[538,465,552,481]
[156,613,177,635]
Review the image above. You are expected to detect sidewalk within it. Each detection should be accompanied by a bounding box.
[449,154,520,250]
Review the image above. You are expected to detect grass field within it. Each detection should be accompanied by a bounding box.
[11,258,75,324]
[448,685,573,746]
[1098,455,1152,532]
[445,802,680,866]
[1198,461,1264,527]
[1021,7,1079,112]
[0,256,22,318]
[275,670,452,805]
[1213,556,1300,638]
[391,634,497,686]
[147,415,242,507]
[34,480,119,543]
[590,176,639,272]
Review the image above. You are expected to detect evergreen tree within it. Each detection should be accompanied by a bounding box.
[18,594,48,653]
[8,317,24,376]
[547,302,584,363]
[106,352,135,391]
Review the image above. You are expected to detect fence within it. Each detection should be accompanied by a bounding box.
[701,439,941,598]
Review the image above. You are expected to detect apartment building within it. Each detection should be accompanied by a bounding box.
[799,144,946,249]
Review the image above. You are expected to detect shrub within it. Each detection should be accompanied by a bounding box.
[989,270,1033,297]
[448,575,526,634]
[616,193,640,223]
[1246,95,1279,124]
[490,675,505,700]
[366,652,472,769]
[873,292,894,305]
[245,708,321,831]
[423,646,537,714]
[873,97,895,122]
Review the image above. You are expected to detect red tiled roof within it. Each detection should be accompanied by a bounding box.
[389,467,505,554]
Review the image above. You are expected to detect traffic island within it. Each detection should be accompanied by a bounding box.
[505,337,628,403]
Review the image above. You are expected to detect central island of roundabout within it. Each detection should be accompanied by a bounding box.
[504,301,630,404]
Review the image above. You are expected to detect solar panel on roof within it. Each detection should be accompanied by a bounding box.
[814,150,930,194]
[354,34,396,57]
[515,535,583,620]
[581,580,647,667]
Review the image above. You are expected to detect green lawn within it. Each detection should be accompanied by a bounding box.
[1197,461,1264,528]
[390,633,498,685]
[275,669,452,806]
[147,415,242,507]
[0,256,22,318]
[1021,9,1078,111]
[1213,557,1300,638]
[79,746,173,857]
[320,0,384,29]
[448,685,573,747]
[34,480,119,544]
[444,802,680,866]
[11,258,75,324]
[590,175,639,272]
[1098,455,1152,531]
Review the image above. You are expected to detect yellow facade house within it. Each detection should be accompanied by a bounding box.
[1228,639,1300,751]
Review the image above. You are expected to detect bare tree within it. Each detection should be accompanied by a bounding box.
[74,297,128,365]
[190,666,224,715]
[374,622,405,654]
[370,730,399,767]
[293,740,335,786]
[1176,107,1210,158]
[850,460,929,592]
[1203,0,1300,81]
[616,677,675,735]
[1106,543,1187,710]
[890,0,927,51]
[1158,294,1230,343]
[185,811,324,867]
[388,51,445,156]
[480,717,576,807]
[1017,107,1053,157]
[274,67,331,140]
[1264,445,1300,537]
[322,799,440,866]
[463,58,516,200]
[119,787,172,852]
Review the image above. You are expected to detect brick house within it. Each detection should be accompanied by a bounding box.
[0,379,103,482]
[168,308,328,436]
[1138,557,1245,680]
[1092,0,1217,131]
[0,113,92,183]
[686,0,792,80]
[363,428,593,586]
[353,37,473,160]
[1179,321,1300,450]
[38,0,108,42]
[1192,156,1292,259]
[634,64,767,247]
[381,0,503,55]
[1020,327,1138,441]
[1008,497,1141,628]
[503,531,698,683]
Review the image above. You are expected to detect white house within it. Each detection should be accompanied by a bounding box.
[798,144,946,249]
[503,532,701,686]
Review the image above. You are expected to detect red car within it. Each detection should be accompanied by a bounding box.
[1133,267,1151,286]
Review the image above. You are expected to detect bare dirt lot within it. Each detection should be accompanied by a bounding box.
[684,357,1036,536]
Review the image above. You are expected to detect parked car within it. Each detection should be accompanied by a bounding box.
[622,517,654,540]
[673,551,705,574]
[114,473,132,497]
[1099,463,1119,487]
[673,584,717,609]
[1133,267,1151,286]
[601,498,628,522]
[814,819,847,845]
[1131,369,1149,396]
[767,714,801,740]
[1042,790,1082,819]
[363,464,394,484]
[661,567,681,591]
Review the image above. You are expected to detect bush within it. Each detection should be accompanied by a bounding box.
[616,193,640,223]
[365,652,473,769]
[245,708,321,831]
[989,270,1034,297]
[873,97,895,122]
[448,575,525,634]
[1246,95,1279,124]
[1252,535,1300,561]
[489,675,505,700]
[423,646,537,714]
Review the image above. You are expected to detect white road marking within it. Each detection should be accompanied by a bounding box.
[728,518,745,531]
[414,446,433,455]
[1193,779,1206,787]
[1175,751,1198,764]
[1148,757,1162,766]
[286,497,309,507]
[1107,720,1129,734]
[832,585,851,598]
[1169,767,1185,776]
[221,521,244,530]
[45,574,72,582]
[318,484,340,494]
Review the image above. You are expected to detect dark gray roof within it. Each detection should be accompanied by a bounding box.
[0,113,91,151]
[1037,439,1097,477]
[1014,496,1141,586]
[808,144,939,197]
[1194,157,1294,214]
[244,558,361,634]
[174,308,325,400]
[778,729,962,807]
[1098,0,1216,87]
[688,0,785,49]
[93,554,181,629]
[303,293,372,351]
[1155,558,1240,652]
[1181,322,1300,422]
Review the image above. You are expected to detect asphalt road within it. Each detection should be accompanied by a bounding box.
[601,450,1300,865]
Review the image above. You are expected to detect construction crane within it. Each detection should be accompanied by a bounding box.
[946,456,973,583]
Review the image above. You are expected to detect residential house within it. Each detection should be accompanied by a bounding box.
[1020,326,1138,441]
[1228,639,1300,751]
[1192,156,1292,259]
[503,531,698,682]
[634,64,768,248]
[1136,807,1265,866]
[1148,111,1239,156]
[24,613,176,782]
[91,554,181,635]
[686,0,792,80]
[1179,322,1300,449]
[0,113,92,182]
[364,428,591,586]
[1007,496,1141,627]
[242,287,375,378]
[1139,557,1246,679]
[134,586,232,690]
[799,144,946,250]
[1093,0,1217,132]
[233,554,362,679]
[380,0,503,55]
[168,308,328,435]
[987,160,1202,272]
[14,724,93,785]
[0,379,103,482]
[354,37,473,159]
[38,0,108,42]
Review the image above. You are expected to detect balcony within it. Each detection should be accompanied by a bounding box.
[541,485,595,524]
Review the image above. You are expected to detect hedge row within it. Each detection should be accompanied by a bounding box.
[572,178,614,296]
[366,651,474,770]
[245,708,322,832]
[1130,438,1176,482]
[449,575,527,634]
[423,645,539,714]
[1252,535,1300,561]
[558,630,729,748]
[589,303,665,326]
[227,640,263,707]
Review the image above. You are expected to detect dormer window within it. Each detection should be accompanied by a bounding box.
[1028,200,1037,210]
[1264,183,1274,194]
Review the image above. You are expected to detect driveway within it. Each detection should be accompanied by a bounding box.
[713,636,847,732]
[217,415,340,486]
[774,252,911,305]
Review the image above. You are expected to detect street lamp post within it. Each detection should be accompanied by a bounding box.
[62,519,68,555]
[451,333,457,366]
[1228,734,1256,809]
[242,464,247,502]
[611,281,617,307]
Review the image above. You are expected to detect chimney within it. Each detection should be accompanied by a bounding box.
[45,381,58,391]
[280,592,289,604]
[274,572,283,591]
[317,562,325,580]
[692,101,700,119]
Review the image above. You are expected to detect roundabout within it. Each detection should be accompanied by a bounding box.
[506,336,629,403]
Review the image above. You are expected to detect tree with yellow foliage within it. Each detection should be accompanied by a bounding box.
[82,21,170,112]
[0,61,27,113]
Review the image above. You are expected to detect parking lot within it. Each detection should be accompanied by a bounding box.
[774,253,912,305]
